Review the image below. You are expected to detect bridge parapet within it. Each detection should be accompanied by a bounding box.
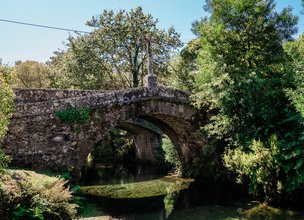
[13,86,191,119]
[13,88,108,104]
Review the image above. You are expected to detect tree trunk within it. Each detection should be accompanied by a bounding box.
[132,70,139,87]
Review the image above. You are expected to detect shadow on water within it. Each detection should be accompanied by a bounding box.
[79,164,304,220]
[80,163,165,186]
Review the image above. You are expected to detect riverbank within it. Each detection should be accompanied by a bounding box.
[0,169,77,219]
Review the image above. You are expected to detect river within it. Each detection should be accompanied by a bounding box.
[78,163,304,220]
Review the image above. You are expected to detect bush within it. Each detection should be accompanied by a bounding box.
[0,149,10,174]
[0,170,78,220]
[224,135,282,203]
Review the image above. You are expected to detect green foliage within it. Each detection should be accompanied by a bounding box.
[224,133,304,201]
[161,135,181,172]
[0,65,15,138]
[192,0,303,202]
[278,139,304,193]
[91,129,135,163]
[193,0,298,145]
[49,6,182,90]
[284,35,304,118]
[14,60,51,88]
[161,38,200,90]
[0,65,15,172]
[0,170,78,220]
[224,135,282,202]
[0,149,10,174]
[55,107,91,125]
[183,142,226,180]
[281,37,304,195]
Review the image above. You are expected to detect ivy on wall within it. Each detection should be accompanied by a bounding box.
[55,107,91,125]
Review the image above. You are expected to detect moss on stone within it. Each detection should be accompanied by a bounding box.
[242,203,297,219]
[80,176,193,199]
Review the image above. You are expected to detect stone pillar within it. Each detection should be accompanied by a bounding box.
[143,74,158,88]
[144,35,158,88]
[134,132,162,163]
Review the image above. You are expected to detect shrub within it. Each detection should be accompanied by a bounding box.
[0,170,78,220]
[0,149,10,174]
[224,135,282,203]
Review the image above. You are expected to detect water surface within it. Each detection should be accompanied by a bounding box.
[79,164,304,220]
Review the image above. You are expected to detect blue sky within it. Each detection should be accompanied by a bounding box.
[0,0,303,64]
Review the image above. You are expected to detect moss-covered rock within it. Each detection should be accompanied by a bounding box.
[80,176,193,199]
[242,203,298,219]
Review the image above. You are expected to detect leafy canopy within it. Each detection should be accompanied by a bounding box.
[192,0,304,201]
[14,60,51,88]
[50,6,182,90]
[193,0,298,146]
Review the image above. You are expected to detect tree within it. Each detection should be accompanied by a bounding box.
[50,6,182,89]
[0,66,14,137]
[162,38,200,90]
[0,65,14,172]
[284,35,304,117]
[193,0,301,202]
[14,60,51,88]
[194,0,298,144]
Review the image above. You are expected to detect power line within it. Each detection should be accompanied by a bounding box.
[0,18,190,45]
[0,18,90,34]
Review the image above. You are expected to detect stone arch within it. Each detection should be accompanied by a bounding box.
[71,99,201,172]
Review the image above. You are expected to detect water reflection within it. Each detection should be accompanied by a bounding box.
[80,163,164,186]
[79,164,304,220]
[164,189,179,218]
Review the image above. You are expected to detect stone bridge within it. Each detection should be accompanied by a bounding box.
[3,76,207,173]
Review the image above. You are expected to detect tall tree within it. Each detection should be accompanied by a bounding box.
[14,60,51,88]
[50,7,181,89]
[193,0,302,201]
[194,0,298,145]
